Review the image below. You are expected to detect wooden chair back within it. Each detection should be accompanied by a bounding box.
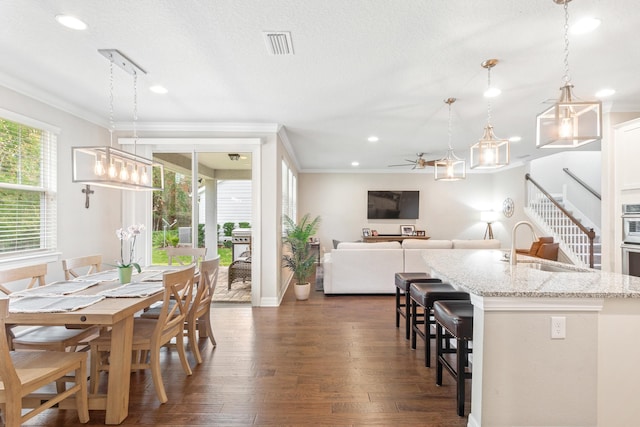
[186,257,219,363]
[0,263,47,295]
[61,254,102,280]
[165,247,207,266]
[0,297,90,425]
[156,265,196,344]
[193,257,219,316]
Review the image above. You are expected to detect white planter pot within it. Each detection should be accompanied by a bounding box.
[294,282,311,300]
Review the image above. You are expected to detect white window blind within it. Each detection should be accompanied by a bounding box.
[0,112,57,258]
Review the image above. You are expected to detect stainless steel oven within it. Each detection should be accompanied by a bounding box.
[622,204,640,244]
[622,244,640,276]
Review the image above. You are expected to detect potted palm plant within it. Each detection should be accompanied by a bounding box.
[282,214,320,300]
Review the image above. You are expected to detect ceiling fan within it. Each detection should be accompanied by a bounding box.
[387,153,437,170]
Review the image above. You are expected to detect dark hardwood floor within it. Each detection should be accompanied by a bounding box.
[29,281,470,426]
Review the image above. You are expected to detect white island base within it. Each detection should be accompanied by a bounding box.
[421,249,640,427]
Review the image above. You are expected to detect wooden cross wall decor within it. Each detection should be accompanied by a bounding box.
[82,185,94,209]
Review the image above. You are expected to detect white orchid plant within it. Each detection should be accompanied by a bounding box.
[116,224,145,273]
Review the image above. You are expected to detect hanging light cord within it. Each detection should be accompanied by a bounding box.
[447,100,453,150]
[108,59,115,148]
[562,0,571,86]
[132,70,138,156]
[486,66,492,125]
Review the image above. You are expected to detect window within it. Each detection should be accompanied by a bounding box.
[281,159,297,233]
[0,110,57,259]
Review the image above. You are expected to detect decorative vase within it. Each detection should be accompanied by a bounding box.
[118,266,133,284]
[294,282,311,301]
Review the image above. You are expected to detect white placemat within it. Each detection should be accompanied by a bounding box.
[98,282,164,298]
[76,269,121,282]
[9,295,105,313]
[11,280,99,297]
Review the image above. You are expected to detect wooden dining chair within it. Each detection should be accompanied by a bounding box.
[187,257,219,364]
[0,264,98,353]
[165,246,207,266]
[140,258,220,364]
[62,254,103,280]
[0,297,90,426]
[90,265,196,403]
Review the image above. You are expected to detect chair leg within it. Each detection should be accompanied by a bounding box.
[176,333,193,376]
[457,338,467,417]
[395,287,401,328]
[187,318,203,365]
[3,395,21,427]
[405,290,412,340]
[205,314,216,348]
[410,299,417,350]
[75,360,90,423]
[436,322,444,386]
[425,308,432,367]
[150,351,168,403]
[89,348,100,394]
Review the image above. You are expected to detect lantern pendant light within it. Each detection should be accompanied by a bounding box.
[435,98,466,181]
[470,59,510,169]
[72,49,164,191]
[535,0,602,149]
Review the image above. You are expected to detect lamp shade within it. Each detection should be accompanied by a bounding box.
[470,125,510,169]
[434,150,466,181]
[480,210,498,223]
[536,85,602,148]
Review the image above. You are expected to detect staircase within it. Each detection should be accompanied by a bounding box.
[525,175,600,269]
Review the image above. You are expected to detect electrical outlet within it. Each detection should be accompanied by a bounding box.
[551,316,566,339]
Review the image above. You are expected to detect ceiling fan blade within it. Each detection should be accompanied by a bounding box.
[425,160,437,167]
[387,164,413,167]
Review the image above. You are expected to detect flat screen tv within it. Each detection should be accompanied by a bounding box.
[367,190,419,219]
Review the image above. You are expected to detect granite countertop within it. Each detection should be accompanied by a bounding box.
[421,249,640,298]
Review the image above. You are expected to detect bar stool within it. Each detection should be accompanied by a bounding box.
[410,282,470,367]
[394,273,442,339]
[434,300,474,417]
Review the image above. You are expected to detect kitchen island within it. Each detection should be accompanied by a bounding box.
[420,249,640,427]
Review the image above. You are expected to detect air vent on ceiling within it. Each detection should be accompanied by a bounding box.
[263,31,294,56]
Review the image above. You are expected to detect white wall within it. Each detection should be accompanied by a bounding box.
[299,165,531,256]
[0,85,122,282]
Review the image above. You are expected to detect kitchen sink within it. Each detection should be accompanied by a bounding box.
[520,262,587,273]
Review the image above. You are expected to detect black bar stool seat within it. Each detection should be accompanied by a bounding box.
[434,300,474,417]
[410,282,469,367]
[394,273,442,339]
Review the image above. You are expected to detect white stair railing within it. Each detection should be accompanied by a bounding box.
[525,174,596,268]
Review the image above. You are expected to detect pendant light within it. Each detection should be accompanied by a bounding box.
[435,98,466,181]
[72,49,164,191]
[470,59,510,169]
[535,0,602,148]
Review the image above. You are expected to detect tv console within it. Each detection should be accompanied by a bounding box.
[363,235,430,243]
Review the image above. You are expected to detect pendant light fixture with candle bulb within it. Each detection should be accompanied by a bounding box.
[535,0,602,149]
[470,59,510,169]
[434,98,466,181]
[72,49,164,191]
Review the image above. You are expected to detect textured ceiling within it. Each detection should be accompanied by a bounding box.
[1,0,638,172]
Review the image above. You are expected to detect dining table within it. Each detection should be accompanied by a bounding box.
[4,267,174,425]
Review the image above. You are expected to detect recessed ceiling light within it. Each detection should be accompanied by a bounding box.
[367,136,379,142]
[570,17,601,35]
[595,88,615,98]
[351,161,360,167]
[483,87,502,98]
[55,15,87,30]
[149,85,168,94]
[509,136,522,142]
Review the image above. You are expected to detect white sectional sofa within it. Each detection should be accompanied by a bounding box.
[322,239,501,294]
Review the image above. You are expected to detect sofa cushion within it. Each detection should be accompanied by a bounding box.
[402,239,453,249]
[451,239,501,249]
[337,241,401,249]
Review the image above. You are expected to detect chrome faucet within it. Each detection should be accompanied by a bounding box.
[510,221,538,265]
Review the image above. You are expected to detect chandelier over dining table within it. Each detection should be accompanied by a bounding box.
[72,49,164,191]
